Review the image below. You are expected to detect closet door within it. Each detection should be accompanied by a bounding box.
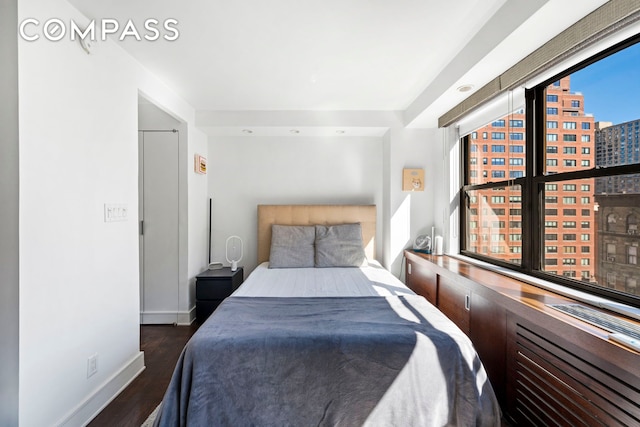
[140,130,179,324]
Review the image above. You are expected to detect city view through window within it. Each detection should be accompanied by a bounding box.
[464,40,640,299]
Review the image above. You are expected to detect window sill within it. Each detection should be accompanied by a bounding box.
[449,253,640,322]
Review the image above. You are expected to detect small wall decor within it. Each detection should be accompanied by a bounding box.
[402,168,424,191]
[195,154,207,174]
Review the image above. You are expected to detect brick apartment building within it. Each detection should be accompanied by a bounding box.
[467,76,596,281]
[594,119,640,295]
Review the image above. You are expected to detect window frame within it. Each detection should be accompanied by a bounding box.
[460,34,640,308]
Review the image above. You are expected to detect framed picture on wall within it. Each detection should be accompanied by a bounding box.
[402,168,424,191]
[195,154,207,174]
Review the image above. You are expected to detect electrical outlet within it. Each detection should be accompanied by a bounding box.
[87,353,98,378]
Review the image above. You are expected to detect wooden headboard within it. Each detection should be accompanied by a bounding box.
[257,205,376,264]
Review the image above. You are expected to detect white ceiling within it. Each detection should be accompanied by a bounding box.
[68,0,608,133]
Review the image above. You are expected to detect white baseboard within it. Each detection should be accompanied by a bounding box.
[56,351,145,427]
[140,306,195,325]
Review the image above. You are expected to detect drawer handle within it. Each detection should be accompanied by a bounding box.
[465,294,471,311]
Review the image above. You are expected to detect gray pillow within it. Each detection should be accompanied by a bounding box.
[269,225,315,268]
[315,223,366,267]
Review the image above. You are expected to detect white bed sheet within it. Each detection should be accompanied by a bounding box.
[232,261,415,298]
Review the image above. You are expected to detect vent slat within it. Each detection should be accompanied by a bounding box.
[510,322,640,426]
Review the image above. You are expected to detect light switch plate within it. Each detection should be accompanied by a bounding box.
[104,203,128,222]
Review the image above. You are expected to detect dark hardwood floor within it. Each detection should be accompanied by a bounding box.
[88,324,198,427]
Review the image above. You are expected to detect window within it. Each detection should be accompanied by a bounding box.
[491,145,505,152]
[628,215,638,234]
[510,120,524,127]
[492,171,505,178]
[629,246,638,265]
[491,158,505,165]
[492,120,505,127]
[461,38,640,306]
[492,133,506,140]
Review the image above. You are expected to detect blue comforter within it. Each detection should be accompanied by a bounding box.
[154,296,500,426]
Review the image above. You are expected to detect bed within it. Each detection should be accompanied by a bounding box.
[154,205,500,426]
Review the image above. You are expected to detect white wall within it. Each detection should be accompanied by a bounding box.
[0,0,19,424]
[187,126,209,309]
[207,130,442,278]
[17,0,202,424]
[383,128,442,277]
[207,136,383,273]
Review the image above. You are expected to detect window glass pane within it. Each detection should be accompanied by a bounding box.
[542,178,595,280]
[466,107,526,185]
[465,186,522,265]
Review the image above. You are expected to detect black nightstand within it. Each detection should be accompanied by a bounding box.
[195,267,244,323]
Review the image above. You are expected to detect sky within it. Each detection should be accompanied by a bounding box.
[569,41,640,125]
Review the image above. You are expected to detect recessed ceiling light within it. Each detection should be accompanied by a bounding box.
[336,130,345,134]
[242,129,253,134]
[290,129,300,134]
[457,84,474,93]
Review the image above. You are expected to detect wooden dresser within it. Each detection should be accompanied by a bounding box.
[404,250,640,426]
